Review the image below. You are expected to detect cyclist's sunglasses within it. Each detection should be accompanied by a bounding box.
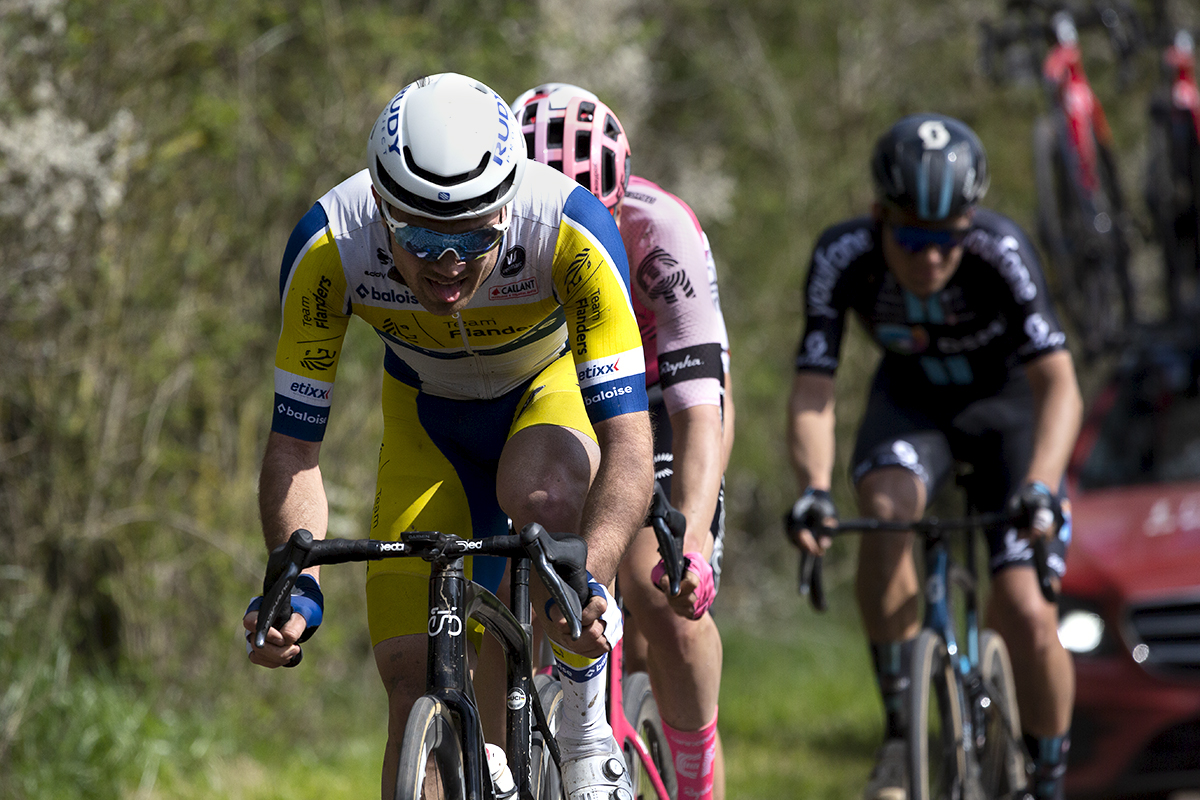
[889,224,970,254]
[380,203,509,262]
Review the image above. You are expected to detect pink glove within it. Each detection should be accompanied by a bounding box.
[651,551,717,620]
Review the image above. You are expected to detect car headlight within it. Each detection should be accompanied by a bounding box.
[1058,609,1106,654]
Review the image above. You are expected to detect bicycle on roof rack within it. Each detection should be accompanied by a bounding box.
[793,500,1059,800]
[982,0,1141,360]
[252,523,590,800]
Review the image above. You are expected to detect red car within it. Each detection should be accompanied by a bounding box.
[1061,330,1200,799]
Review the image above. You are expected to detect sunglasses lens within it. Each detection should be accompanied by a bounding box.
[891,226,967,253]
[392,225,504,261]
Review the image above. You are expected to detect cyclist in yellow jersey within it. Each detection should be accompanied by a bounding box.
[241,72,651,800]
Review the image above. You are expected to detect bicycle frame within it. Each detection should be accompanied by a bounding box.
[1042,23,1113,198]
[608,635,673,800]
[1165,31,1200,142]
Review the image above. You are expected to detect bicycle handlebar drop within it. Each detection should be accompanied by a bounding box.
[648,481,688,597]
[253,524,591,653]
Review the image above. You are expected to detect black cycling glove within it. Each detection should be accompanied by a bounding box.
[785,487,838,545]
[1007,481,1064,535]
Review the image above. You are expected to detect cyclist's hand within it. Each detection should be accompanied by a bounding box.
[537,575,614,658]
[243,605,306,668]
[1007,481,1063,540]
[653,552,716,620]
[785,488,837,555]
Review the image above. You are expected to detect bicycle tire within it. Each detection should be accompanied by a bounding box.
[976,630,1027,798]
[393,695,468,800]
[531,673,564,800]
[906,629,966,800]
[622,671,678,800]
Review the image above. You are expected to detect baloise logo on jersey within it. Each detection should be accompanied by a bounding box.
[356,282,419,305]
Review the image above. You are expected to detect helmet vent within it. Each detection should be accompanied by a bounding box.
[575,131,591,161]
[376,156,517,217]
[575,170,591,191]
[547,119,564,148]
[603,114,621,141]
[403,147,491,187]
[577,101,596,122]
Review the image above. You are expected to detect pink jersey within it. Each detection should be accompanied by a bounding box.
[623,175,731,415]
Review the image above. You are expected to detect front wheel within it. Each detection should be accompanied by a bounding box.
[394,695,467,800]
[622,671,678,800]
[531,674,564,800]
[976,630,1026,798]
[906,630,966,800]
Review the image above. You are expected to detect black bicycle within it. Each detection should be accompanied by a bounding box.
[796,511,1058,800]
[982,0,1140,358]
[252,523,590,800]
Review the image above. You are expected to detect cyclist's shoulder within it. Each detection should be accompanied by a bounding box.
[967,207,1035,242]
[623,175,701,227]
[962,208,1045,274]
[314,169,378,236]
[808,215,878,277]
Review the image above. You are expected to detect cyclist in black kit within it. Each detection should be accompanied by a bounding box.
[785,114,1083,800]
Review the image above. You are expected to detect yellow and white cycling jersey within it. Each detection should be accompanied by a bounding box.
[271,161,647,441]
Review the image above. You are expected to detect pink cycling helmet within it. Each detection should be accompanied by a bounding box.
[516,86,631,211]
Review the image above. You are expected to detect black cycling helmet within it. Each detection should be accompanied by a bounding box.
[871,113,989,221]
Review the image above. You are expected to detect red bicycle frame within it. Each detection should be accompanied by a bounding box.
[1165,31,1200,143]
[1042,28,1113,194]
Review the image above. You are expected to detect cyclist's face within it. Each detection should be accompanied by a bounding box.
[376,192,505,316]
[878,204,973,299]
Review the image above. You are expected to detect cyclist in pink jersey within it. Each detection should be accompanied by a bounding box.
[514,84,734,800]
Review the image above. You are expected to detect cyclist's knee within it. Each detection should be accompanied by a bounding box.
[989,568,1062,655]
[497,428,595,532]
[856,467,926,521]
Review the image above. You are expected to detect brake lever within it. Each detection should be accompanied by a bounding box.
[798,550,828,613]
[648,481,686,596]
[1032,537,1058,604]
[521,524,584,641]
[254,529,315,663]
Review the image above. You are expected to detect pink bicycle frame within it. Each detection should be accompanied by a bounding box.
[608,636,673,800]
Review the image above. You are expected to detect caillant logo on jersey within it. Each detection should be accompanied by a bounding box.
[301,275,333,329]
[876,324,929,355]
[808,229,873,318]
[637,248,695,304]
[355,283,419,305]
[499,245,526,277]
[968,233,1038,302]
[489,277,539,300]
[937,317,1007,354]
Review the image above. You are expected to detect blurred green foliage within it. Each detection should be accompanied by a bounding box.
[1,0,1190,796]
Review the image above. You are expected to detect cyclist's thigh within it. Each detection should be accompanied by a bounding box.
[647,387,727,586]
[946,379,1069,577]
[366,374,521,645]
[497,351,599,533]
[850,371,956,504]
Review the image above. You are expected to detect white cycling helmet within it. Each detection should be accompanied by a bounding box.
[368,73,526,221]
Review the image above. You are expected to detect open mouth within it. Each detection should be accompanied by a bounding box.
[426,275,468,305]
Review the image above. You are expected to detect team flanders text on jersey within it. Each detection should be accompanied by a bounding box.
[271,162,646,441]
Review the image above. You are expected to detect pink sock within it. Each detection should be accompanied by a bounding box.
[661,708,718,800]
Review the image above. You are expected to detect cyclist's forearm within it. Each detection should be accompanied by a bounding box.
[259,431,329,557]
[788,371,837,491]
[582,411,654,585]
[1024,350,1083,487]
[667,402,725,557]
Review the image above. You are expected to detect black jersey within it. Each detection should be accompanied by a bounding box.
[795,208,1067,405]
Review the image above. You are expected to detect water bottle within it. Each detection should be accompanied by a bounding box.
[485,743,517,798]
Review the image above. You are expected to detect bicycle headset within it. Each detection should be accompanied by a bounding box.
[367,72,527,221]
[871,112,991,221]
[515,84,631,212]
